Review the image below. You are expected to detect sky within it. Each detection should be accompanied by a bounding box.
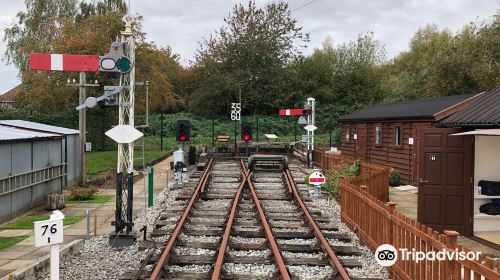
[0,0,497,94]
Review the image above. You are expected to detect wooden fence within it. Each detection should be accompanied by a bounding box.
[339,172,500,279]
[312,149,389,202]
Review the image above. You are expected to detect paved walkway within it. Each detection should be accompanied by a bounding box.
[0,155,173,278]
[389,186,500,258]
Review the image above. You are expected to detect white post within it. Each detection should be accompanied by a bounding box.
[308,97,315,151]
[50,244,59,280]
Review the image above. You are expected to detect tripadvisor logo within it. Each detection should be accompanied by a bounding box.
[375,244,398,266]
[374,244,481,267]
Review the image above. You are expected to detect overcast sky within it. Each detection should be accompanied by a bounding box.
[0,0,497,93]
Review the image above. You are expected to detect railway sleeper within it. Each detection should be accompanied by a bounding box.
[176,241,220,250]
[232,228,265,238]
[273,230,315,239]
[229,241,267,250]
[202,193,237,199]
[225,255,272,264]
[234,219,259,227]
[185,220,227,227]
[183,228,224,236]
[169,254,216,265]
[163,270,209,279]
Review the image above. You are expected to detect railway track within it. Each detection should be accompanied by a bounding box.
[127,157,375,280]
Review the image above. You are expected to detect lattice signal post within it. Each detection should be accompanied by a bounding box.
[30,14,139,246]
[111,14,137,244]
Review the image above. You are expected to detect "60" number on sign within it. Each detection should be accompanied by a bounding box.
[231,103,241,121]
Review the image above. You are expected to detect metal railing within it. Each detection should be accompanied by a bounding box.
[0,164,66,195]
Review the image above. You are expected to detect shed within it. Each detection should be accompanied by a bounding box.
[0,121,80,223]
[435,86,500,246]
[338,93,481,184]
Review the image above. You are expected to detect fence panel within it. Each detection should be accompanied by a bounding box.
[340,179,500,280]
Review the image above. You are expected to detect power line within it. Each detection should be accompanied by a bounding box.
[292,0,320,12]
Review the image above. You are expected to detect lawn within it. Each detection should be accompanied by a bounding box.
[0,236,29,251]
[1,215,84,230]
[66,194,114,204]
[86,149,168,175]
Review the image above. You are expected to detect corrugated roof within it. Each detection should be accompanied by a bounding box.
[0,125,60,141]
[0,120,79,135]
[338,93,477,122]
[440,86,500,128]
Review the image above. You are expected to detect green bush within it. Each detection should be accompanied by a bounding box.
[303,173,310,185]
[389,169,401,186]
[69,187,97,200]
[322,160,361,201]
[349,159,361,177]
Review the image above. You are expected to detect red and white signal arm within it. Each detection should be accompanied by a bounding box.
[30,53,99,72]
[308,171,325,185]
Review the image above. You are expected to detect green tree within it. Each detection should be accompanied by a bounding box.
[3,0,78,71]
[287,33,386,130]
[385,13,499,101]
[189,0,309,115]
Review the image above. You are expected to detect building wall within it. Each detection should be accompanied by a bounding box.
[474,135,500,185]
[0,138,65,223]
[340,120,434,184]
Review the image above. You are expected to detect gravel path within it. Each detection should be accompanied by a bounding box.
[292,161,390,279]
[42,237,151,280]
[40,172,181,280]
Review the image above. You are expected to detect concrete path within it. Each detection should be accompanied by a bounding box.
[0,155,173,278]
[389,186,500,258]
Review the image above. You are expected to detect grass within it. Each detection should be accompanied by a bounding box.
[85,132,339,181]
[1,215,84,230]
[0,236,29,251]
[86,149,168,175]
[66,194,114,204]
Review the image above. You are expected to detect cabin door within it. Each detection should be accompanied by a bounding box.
[412,123,432,184]
[417,128,473,235]
[355,124,367,160]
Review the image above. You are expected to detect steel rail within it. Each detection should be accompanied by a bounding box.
[247,172,291,280]
[284,169,351,280]
[149,158,214,280]
[211,160,249,279]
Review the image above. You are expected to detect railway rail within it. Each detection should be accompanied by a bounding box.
[127,156,376,280]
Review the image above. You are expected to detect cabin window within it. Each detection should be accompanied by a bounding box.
[394,127,402,147]
[345,127,350,143]
[375,126,382,145]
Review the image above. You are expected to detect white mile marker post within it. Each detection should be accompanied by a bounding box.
[34,210,65,280]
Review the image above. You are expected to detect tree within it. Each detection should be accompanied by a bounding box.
[189,0,309,115]
[3,0,181,115]
[3,0,78,71]
[135,43,184,113]
[287,33,386,129]
[385,13,499,101]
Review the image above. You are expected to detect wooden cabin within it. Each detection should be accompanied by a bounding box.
[438,86,500,246]
[338,93,481,184]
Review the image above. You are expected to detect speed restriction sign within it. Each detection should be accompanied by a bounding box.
[308,170,325,185]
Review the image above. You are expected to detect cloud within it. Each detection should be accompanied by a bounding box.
[0,0,497,93]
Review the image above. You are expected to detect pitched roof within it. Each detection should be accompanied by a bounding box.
[0,125,60,142]
[338,93,479,122]
[440,86,500,128]
[0,85,21,102]
[0,120,79,135]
